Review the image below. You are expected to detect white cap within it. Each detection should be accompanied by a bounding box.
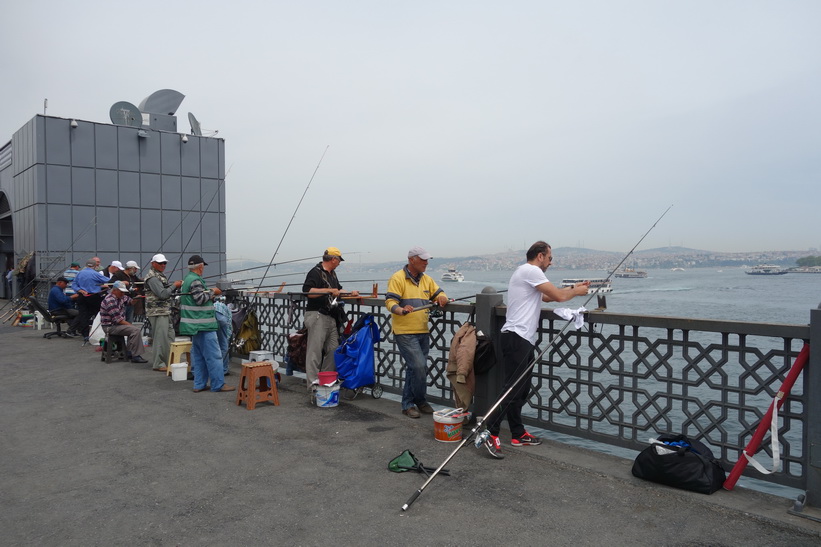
[125,260,140,270]
[151,254,168,263]
[111,280,128,292]
[408,246,433,260]
[110,260,124,270]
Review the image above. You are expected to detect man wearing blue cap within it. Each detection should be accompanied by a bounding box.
[100,280,147,363]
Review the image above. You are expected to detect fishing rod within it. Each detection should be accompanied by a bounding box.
[165,163,234,276]
[254,146,329,293]
[200,256,322,280]
[235,278,382,291]
[395,293,487,315]
[401,205,673,511]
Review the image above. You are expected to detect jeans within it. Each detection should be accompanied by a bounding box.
[488,332,535,438]
[191,330,225,392]
[216,319,231,374]
[395,333,430,410]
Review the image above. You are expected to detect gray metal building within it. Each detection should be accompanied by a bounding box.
[0,92,226,299]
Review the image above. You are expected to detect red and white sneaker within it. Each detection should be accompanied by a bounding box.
[511,431,542,446]
[485,434,504,459]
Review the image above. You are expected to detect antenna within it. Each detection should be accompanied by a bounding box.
[44,98,48,115]
[188,112,202,136]
[109,101,143,127]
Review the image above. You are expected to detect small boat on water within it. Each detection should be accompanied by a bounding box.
[441,268,465,282]
[561,278,613,294]
[746,264,787,276]
[614,268,648,278]
[671,267,685,272]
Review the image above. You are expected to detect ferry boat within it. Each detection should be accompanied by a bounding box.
[614,268,648,278]
[441,268,465,282]
[561,278,613,294]
[745,264,787,276]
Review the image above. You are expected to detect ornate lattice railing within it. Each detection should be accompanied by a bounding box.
[231,291,811,490]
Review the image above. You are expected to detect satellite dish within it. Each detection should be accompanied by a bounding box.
[188,112,203,136]
[139,89,185,115]
[109,101,143,127]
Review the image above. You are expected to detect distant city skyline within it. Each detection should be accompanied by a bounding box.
[2,2,818,264]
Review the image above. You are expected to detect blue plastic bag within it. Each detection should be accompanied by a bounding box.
[334,314,380,390]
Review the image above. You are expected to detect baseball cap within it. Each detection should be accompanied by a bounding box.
[151,254,168,264]
[111,280,128,292]
[56,276,69,283]
[325,247,344,261]
[110,260,124,270]
[408,246,432,260]
[188,254,208,266]
[125,260,140,270]
[70,262,80,267]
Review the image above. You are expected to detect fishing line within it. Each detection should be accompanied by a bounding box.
[401,204,673,511]
[254,146,330,293]
[1,214,99,316]
[164,163,234,275]
[200,255,322,280]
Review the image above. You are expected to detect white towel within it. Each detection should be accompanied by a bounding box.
[553,307,587,330]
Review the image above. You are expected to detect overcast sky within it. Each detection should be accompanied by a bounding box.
[2,1,819,263]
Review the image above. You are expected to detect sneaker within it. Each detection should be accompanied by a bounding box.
[511,431,542,446]
[402,406,421,419]
[485,434,504,459]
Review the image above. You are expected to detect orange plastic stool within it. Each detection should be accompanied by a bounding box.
[236,361,280,410]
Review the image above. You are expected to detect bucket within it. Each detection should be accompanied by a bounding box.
[170,362,188,382]
[317,371,338,385]
[433,408,464,443]
[315,383,340,408]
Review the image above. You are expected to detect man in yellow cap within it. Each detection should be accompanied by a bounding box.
[302,247,358,395]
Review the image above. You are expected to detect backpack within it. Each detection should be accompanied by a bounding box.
[286,327,308,372]
[233,309,261,354]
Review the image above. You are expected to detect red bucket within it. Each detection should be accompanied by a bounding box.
[317,371,338,385]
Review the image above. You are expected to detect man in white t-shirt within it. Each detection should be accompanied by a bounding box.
[484,241,589,459]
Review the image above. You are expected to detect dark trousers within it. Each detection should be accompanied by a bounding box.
[71,292,104,337]
[488,331,535,438]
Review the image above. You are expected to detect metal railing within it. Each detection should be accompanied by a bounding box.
[231,290,815,497]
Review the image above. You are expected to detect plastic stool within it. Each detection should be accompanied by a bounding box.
[102,333,127,363]
[167,340,193,376]
[236,361,280,410]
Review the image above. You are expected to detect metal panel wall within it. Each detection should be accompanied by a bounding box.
[3,114,226,278]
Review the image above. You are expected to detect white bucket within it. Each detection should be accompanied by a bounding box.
[315,384,340,408]
[433,408,465,442]
[170,362,188,382]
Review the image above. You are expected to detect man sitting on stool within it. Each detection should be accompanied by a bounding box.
[100,280,147,364]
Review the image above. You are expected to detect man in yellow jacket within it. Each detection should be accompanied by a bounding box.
[385,246,449,419]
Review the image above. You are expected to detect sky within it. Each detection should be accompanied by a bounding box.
[1,1,819,263]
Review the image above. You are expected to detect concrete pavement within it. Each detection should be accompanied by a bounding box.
[1,317,820,546]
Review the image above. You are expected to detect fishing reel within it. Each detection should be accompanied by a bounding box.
[429,308,444,319]
[474,429,489,448]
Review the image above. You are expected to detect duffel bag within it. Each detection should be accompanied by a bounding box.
[631,433,726,494]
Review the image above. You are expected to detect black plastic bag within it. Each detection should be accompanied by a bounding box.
[473,334,496,375]
[631,433,726,494]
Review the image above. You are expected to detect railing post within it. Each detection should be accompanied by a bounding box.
[807,308,821,507]
[473,287,504,420]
